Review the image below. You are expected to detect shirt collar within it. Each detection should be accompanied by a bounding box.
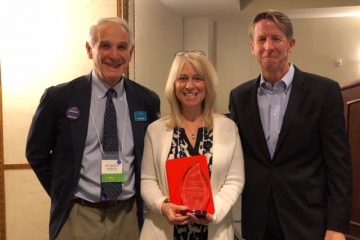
[91,71,125,101]
[259,64,294,92]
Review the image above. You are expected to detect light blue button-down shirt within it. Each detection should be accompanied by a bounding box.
[75,71,135,202]
[257,64,295,158]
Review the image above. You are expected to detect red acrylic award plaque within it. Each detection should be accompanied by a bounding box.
[166,155,214,217]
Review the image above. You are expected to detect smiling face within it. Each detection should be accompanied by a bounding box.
[86,22,133,86]
[175,62,206,114]
[251,19,295,82]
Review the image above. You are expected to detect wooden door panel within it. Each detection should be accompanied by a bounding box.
[347,100,360,239]
[342,81,360,240]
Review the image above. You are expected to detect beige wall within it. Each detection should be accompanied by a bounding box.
[292,17,360,83]
[134,0,183,115]
[0,0,117,239]
[184,18,216,64]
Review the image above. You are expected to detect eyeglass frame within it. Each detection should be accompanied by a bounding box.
[174,50,207,84]
[174,50,206,57]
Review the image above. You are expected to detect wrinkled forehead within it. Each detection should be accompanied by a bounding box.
[97,22,128,37]
[94,22,130,44]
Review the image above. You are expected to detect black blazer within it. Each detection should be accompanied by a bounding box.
[26,74,160,240]
[229,66,352,240]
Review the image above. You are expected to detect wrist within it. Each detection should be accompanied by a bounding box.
[160,198,170,216]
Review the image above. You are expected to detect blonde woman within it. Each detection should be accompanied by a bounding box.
[141,51,244,240]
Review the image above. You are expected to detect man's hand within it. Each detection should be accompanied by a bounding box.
[324,230,346,240]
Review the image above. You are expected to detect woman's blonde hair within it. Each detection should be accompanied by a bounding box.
[164,51,218,129]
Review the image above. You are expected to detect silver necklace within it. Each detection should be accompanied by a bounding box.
[182,120,204,141]
[187,127,197,140]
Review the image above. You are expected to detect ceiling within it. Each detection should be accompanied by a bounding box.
[159,0,360,19]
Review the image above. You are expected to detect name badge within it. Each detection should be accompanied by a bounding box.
[134,111,147,122]
[101,159,126,183]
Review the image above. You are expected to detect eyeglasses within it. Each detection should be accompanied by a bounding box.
[175,50,206,56]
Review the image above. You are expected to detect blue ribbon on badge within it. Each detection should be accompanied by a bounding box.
[134,111,147,122]
[66,106,80,120]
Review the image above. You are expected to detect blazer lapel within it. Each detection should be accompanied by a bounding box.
[274,67,307,158]
[68,74,92,167]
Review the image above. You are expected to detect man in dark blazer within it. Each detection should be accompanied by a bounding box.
[26,17,160,240]
[229,10,352,240]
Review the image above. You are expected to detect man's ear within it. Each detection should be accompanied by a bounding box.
[288,38,296,53]
[250,41,255,56]
[129,46,134,58]
[86,42,93,59]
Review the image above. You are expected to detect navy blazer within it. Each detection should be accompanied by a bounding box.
[26,74,160,240]
[229,66,352,240]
